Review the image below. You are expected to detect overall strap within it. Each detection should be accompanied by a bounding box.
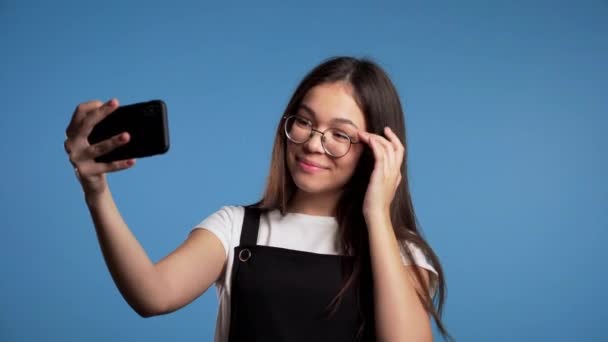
[239,206,261,246]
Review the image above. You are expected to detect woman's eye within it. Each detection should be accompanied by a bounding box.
[295,118,310,126]
[333,131,350,141]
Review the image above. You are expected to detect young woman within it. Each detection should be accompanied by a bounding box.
[64,56,452,341]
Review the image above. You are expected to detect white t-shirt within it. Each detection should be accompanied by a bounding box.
[191,205,437,342]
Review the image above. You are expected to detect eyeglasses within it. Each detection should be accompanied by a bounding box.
[283,115,359,158]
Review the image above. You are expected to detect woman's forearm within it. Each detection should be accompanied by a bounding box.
[85,186,167,317]
[366,212,433,342]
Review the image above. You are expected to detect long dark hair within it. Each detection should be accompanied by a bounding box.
[256,56,453,341]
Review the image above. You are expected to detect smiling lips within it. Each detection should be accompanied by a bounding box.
[297,157,328,173]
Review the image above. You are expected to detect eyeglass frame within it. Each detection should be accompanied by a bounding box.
[282,115,360,158]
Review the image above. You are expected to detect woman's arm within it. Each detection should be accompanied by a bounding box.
[66,99,225,317]
[86,188,226,317]
[366,213,433,342]
[357,127,434,341]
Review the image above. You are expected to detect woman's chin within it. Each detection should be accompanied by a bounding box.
[294,178,350,199]
[291,174,333,194]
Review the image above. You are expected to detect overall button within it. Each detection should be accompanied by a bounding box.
[239,248,252,262]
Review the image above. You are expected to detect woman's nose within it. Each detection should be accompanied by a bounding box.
[303,130,325,154]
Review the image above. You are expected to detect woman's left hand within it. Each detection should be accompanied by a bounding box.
[357,126,404,221]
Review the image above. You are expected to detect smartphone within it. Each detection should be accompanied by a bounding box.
[88,99,170,163]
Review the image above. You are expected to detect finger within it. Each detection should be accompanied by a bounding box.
[100,158,136,174]
[359,131,393,176]
[66,100,104,138]
[384,127,404,170]
[357,130,371,145]
[78,158,136,176]
[82,132,130,160]
[382,127,399,173]
[79,98,120,137]
[372,132,396,175]
[367,135,385,174]
[358,130,390,150]
[370,131,392,151]
[384,126,404,152]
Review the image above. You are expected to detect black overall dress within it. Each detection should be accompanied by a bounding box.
[227,207,376,342]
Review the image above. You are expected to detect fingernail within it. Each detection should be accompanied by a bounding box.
[107,98,115,106]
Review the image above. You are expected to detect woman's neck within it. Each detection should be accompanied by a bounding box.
[287,189,342,217]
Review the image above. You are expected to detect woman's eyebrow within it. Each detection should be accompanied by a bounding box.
[299,104,359,129]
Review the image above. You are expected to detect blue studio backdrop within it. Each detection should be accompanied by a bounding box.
[1,1,606,341]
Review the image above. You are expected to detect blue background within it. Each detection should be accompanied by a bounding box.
[1,1,606,341]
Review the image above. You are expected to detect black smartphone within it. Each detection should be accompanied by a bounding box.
[88,99,170,163]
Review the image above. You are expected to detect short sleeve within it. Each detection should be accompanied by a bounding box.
[190,206,238,258]
[399,241,439,297]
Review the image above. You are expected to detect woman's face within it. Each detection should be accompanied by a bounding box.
[286,82,367,196]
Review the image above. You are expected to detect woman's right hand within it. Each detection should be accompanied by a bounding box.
[64,98,136,197]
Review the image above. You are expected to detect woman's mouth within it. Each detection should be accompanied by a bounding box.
[297,157,328,173]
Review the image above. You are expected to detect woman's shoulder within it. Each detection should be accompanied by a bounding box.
[198,205,247,227]
[191,205,248,256]
[197,204,275,231]
[213,204,246,216]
